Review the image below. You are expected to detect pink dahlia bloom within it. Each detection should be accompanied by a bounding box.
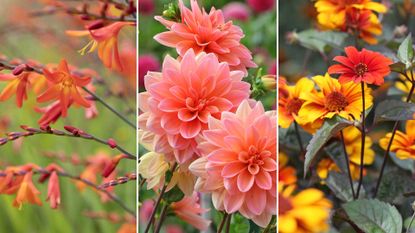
[139,49,251,164]
[171,193,211,231]
[139,54,160,88]
[139,0,155,15]
[247,0,275,13]
[189,100,277,227]
[223,2,251,22]
[154,0,257,74]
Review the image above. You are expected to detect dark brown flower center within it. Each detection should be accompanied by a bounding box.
[286,98,304,115]
[355,63,368,76]
[325,91,348,112]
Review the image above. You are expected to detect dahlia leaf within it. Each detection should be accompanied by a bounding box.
[304,116,352,176]
[397,33,414,69]
[343,199,402,233]
[374,100,415,124]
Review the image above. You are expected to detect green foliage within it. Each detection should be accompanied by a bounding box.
[326,172,360,202]
[343,199,403,233]
[377,170,415,203]
[374,100,415,124]
[295,29,348,53]
[304,116,353,175]
[397,34,414,69]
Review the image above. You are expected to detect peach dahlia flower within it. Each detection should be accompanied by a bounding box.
[139,49,250,164]
[154,0,256,74]
[189,100,277,227]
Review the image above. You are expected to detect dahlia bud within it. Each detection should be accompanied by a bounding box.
[162,3,180,22]
[261,75,277,91]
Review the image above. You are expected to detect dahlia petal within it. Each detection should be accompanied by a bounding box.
[246,186,266,215]
[262,158,277,171]
[178,108,198,122]
[255,170,272,190]
[180,120,201,139]
[237,169,254,192]
[208,149,238,163]
[224,192,245,213]
[154,31,184,47]
[221,162,246,178]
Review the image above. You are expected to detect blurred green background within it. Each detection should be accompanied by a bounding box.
[0,0,136,232]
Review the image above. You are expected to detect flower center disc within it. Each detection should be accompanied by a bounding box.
[355,63,368,76]
[286,98,303,115]
[325,91,348,112]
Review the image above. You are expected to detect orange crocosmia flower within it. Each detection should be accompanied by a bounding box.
[37,60,91,117]
[13,171,42,208]
[380,120,415,160]
[66,21,135,71]
[0,72,47,108]
[46,171,61,209]
[328,46,392,85]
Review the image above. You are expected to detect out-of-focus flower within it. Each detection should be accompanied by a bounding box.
[138,54,160,88]
[278,152,297,191]
[268,61,277,75]
[190,100,276,227]
[279,188,332,233]
[66,21,135,71]
[345,9,382,44]
[37,60,91,117]
[246,0,275,13]
[139,0,155,15]
[139,200,154,223]
[380,120,415,160]
[139,50,250,164]
[315,0,387,30]
[13,171,42,208]
[278,77,316,130]
[171,193,211,231]
[298,73,373,130]
[167,167,196,196]
[165,225,184,233]
[117,223,136,233]
[154,0,256,74]
[138,151,169,189]
[328,46,392,85]
[223,2,251,21]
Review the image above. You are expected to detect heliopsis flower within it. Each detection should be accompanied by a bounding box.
[395,71,415,101]
[171,193,211,231]
[189,100,276,227]
[298,73,373,125]
[37,59,91,117]
[154,0,256,74]
[380,120,415,160]
[279,188,332,233]
[0,71,47,108]
[139,49,250,164]
[345,9,382,44]
[66,21,135,71]
[278,77,315,128]
[13,171,42,208]
[315,0,387,30]
[328,46,392,85]
[138,151,169,190]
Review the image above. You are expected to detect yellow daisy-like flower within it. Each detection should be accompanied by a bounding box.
[315,0,387,30]
[279,188,332,233]
[396,71,415,101]
[279,77,314,128]
[298,73,373,129]
[278,152,297,192]
[380,120,415,160]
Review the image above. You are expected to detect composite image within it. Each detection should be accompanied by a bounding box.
[3,0,415,232]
